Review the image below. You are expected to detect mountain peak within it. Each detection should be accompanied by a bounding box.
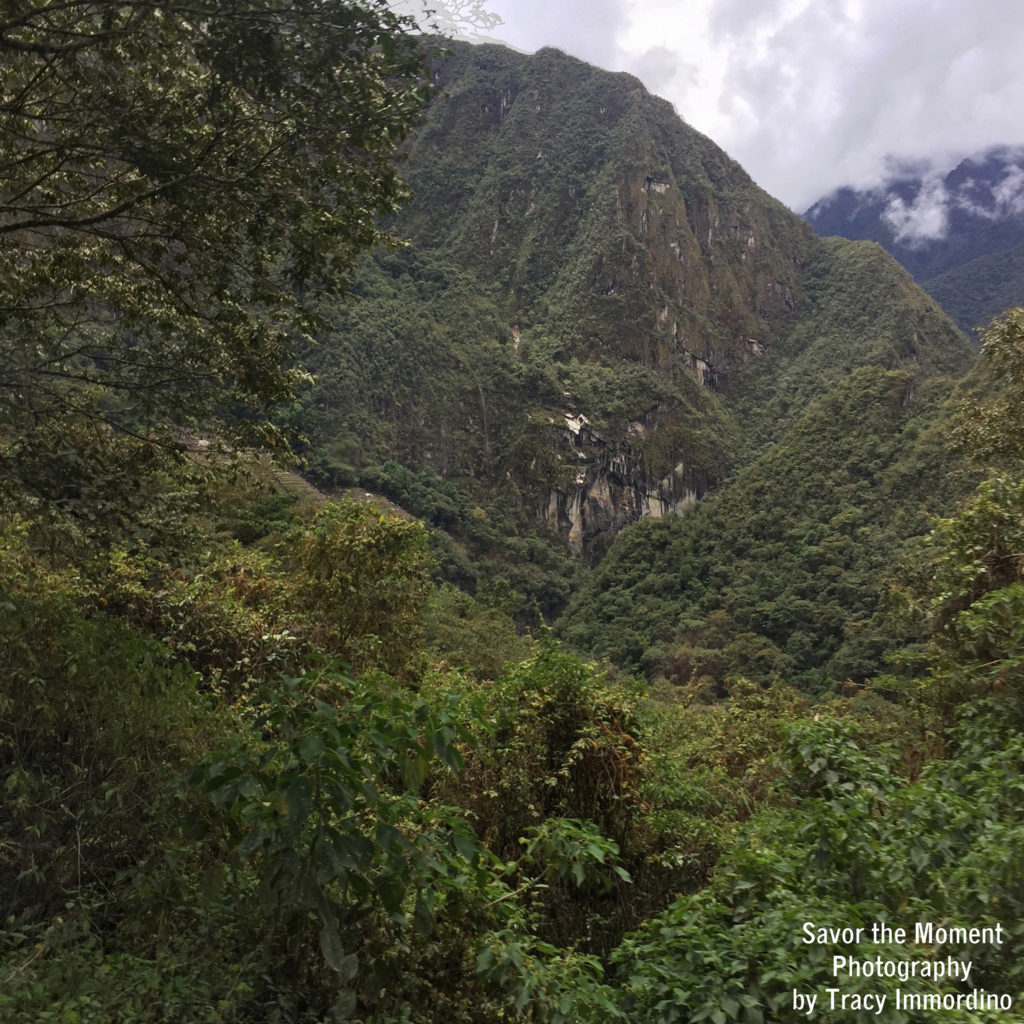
[806,146,1024,250]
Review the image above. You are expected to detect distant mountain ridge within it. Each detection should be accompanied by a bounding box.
[803,147,1024,334]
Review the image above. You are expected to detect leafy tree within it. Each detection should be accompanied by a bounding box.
[612,713,1024,1024]
[890,309,1024,724]
[954,306,1024,466]
[190,671,477,1020]
[397,0,503,40]
[0,0,430,526]
[292,498,433,674]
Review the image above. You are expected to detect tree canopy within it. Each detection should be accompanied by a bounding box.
[0,0,430,526]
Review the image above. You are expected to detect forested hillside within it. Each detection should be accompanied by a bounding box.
[3,9,1024,1024]
[299,40,972,687]
[559,366,966,691]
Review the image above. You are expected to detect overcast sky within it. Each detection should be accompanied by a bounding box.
[416,0,1024,213]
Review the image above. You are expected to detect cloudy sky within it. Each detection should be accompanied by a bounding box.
[417,0,1024,213]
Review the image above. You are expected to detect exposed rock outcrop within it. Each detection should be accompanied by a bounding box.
[542,409,701,558]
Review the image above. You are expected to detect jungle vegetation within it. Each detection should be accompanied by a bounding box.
[2,9,1024,1023]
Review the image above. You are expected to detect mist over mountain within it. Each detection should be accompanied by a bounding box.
[804,146,1024,334]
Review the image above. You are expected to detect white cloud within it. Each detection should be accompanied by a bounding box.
[460,0,1024,211]
[881,176,951,245]
[879,148,1024,233]
[991,164,1024,217]
[484,0,628,69]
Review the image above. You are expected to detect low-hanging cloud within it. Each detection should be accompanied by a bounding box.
[990,162,1024,217]
[872,147,1024,246]
[881,176,951,246]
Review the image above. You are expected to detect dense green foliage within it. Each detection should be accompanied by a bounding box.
[609,309,1024,1023]
[294,42,970,623]
[6,310,1024,1017]
[558,366,971,691]
[0,0,430,537]
[5,17,1024,1023]
[613,713,1024,1023]
[923,239,1024,337]
[729,238,970,458]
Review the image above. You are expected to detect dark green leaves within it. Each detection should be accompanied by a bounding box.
[189,670,484,991]
[0,1,431,533]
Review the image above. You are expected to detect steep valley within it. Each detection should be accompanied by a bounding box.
[297,40,975,690]
[7,16,1024,1020]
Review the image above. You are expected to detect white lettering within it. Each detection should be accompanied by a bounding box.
[803,922,865,944]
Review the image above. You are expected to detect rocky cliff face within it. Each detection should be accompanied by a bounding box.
[388,42,825,545]
[402,43,817,386]
[542,408,701,558]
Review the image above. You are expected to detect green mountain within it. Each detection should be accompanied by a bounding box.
[8,21,1024,1021]
[923,236,1024,337]
[558,365,968,692]
[298,40,973,683]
